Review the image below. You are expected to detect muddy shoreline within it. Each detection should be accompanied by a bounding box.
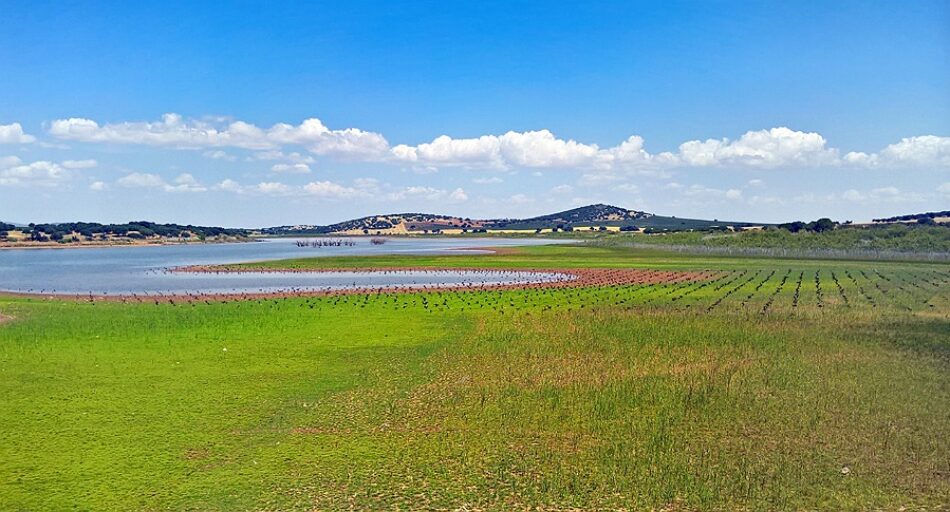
[0,267,713,303]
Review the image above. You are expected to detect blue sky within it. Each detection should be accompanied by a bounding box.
[1,0,948,226]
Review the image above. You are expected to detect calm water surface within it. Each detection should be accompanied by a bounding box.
[0,237,569,295]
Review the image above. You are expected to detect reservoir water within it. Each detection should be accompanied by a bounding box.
[0,237,568,295]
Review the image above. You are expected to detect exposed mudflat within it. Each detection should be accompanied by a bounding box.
[2,267,713,303]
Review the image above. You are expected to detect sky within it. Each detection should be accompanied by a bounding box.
[0,0,948,227]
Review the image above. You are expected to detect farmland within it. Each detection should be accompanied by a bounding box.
[1,245,948,510]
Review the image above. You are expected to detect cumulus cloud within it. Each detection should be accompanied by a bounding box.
[677,127,838,168]
[390,130,651,171]
[40,113,950,173]
[49,113,390,158]
[0,123,36,144]
[0,159,70,186]
[844,135,950,168]
[390,127,855,173]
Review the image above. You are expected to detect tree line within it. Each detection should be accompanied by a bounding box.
[1,221,248,242]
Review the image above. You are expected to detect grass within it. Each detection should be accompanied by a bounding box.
[594,224,950,253]
[1,244,948,510]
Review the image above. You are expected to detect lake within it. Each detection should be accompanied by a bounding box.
[0,237,568,295]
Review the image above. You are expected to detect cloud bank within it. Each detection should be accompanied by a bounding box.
[43,114,949,172]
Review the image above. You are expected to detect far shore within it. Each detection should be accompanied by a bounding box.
[0,238,257,251]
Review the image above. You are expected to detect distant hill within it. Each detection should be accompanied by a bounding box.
[263,204,765,235]
[1,221,249,245]
[872,210,950,224]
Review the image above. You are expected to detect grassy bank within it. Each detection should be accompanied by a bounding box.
[1,245,948,510]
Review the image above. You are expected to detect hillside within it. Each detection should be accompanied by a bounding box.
[263,204,764,235]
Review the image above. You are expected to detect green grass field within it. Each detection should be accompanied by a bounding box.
[1,245,948,510]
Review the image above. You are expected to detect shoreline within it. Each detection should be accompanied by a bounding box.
[0,267,713,303]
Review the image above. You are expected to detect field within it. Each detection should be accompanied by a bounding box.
[1,245,948,510]
[595,224,950,254]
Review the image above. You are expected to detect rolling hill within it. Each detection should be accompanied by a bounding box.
[262,204,765,235]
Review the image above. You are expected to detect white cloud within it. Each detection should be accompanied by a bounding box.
[89,181,108,191]
[116,172,206,192]
[844,136,950,168]
[677,127,838,168]
[61,159,98,169]
[0,159,69,186]
[271,163,312,174]
[390,126,850,174]
[551,184,573,194]
[0,123,36,144]
[390,130,652,171]
[939,183,950,197]
[49,113,390,158]
[392,134,505,169]
[40,113,950,174]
